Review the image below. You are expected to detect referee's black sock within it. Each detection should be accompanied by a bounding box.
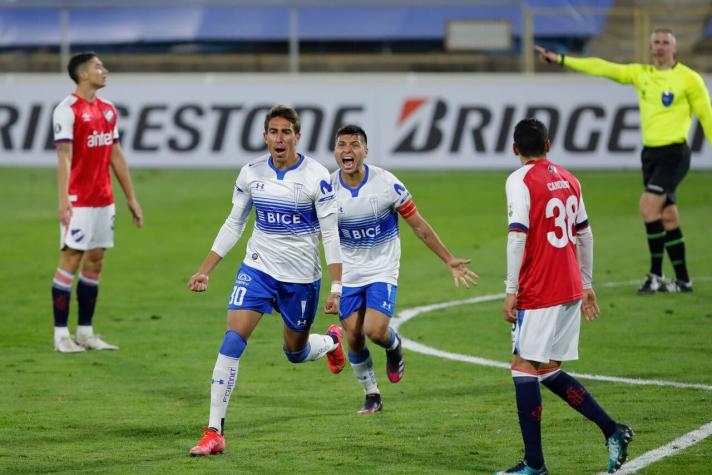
[665,227,690,282]
[645,219,666,277]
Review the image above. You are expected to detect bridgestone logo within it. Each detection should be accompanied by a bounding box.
[87,131,113,147]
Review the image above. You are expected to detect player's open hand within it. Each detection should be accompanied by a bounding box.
[502,293,517,323]
[188,272,209,292]
[323,293,340,314]
[446,258,479,288]
[581,288,600,321]
[535,45,560,65]
[128,198,144,228]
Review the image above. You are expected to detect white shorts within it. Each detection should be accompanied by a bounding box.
[60,204,115,251]
[511,300,581,363]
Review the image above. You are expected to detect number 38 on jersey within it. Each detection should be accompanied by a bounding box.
[545,195,579,248]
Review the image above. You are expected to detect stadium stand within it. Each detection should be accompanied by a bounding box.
[2,0,712,72]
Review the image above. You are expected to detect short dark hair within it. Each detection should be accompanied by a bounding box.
[263,105,300,133]
[513,118,548,157]
[67,52,97,84]
[335,124,368,146]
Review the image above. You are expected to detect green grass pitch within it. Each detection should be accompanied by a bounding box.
[1,167,710,474]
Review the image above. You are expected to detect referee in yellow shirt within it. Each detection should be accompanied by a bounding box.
[537,28,712,295]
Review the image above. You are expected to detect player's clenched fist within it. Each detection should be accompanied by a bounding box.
[323,294,340,314]
[188,273,209,292]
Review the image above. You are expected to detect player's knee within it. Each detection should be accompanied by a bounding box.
[59,249,83,273]
[83,258,105,274]
[364,324,389,344]
[284,344,310,363]
[219,330,247,359]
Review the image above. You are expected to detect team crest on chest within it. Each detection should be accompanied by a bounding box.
[369,196,379,217]
[103,109,114,122]
[293,183,304,208]
[661,91,674,107]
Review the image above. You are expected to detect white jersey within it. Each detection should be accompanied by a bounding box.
[233,154,337,283]
[331,164,412,286]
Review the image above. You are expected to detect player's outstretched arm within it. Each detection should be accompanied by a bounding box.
[188,251,223,292]
[403,211,478,288]
[56,143,73,227]
[110,143,144,228]
[535,44,634,84]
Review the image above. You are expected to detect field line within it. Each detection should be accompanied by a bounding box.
[394,280,712,473]
[595,421,712,475]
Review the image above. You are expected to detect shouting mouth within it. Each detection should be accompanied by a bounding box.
[341,155,356,171]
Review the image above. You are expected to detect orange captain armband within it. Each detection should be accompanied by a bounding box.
[397,199,417,218]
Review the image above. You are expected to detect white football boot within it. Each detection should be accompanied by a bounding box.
[54,335,86,353]
[76,335,119,350]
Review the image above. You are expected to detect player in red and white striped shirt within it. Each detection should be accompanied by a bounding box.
[496,119,632,475]
[50,52,143,353]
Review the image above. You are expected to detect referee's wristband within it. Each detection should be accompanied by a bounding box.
[330,282,342,295]
[558,54,565,66]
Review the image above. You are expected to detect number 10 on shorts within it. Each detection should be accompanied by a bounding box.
[230,286,247,306]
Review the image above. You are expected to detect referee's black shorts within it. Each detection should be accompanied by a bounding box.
[641,142,691,205]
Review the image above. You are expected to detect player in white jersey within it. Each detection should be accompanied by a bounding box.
[331,124,478,414]
[187,106,345,456]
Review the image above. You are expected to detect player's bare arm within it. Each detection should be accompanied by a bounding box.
[110,143,144,228]
[188,251,224,292]
[56,143,73,226]
[403,211,478,288]
[535,45,561,65]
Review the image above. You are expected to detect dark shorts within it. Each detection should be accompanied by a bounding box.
[641,142,690,205]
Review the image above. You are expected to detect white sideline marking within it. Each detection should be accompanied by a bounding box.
[393,280,712,473]
[596,421,712,475]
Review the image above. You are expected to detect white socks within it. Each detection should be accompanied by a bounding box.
[76,325,94,340]
[303,334,337,361]
[53,326,71,341]
[208,353,240,432]
[350,354,379,395]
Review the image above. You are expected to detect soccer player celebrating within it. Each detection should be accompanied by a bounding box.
[187,105,345,456]
[536,29,712,294]
[331,124,478,415]
[496,118,632,475]
[51,52,143,353]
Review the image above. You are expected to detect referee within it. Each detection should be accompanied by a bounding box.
[536,28,712,295]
